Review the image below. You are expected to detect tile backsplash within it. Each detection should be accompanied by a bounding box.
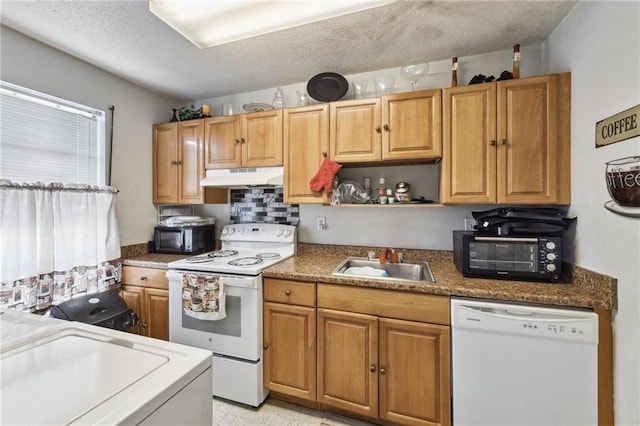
[230,187,299,225]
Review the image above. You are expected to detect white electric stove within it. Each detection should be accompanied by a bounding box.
[166,223,296,407]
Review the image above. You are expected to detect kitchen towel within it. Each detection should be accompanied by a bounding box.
[309,157,342,194]
[343,266,389,277]
[182,273,226,321]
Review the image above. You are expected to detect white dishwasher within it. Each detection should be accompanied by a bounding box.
[451,297,598,426]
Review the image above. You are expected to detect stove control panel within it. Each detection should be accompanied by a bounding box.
[221,223,296,243]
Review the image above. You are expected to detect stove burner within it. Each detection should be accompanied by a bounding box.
[228,257,264,267]
[208,250,239,258]
[184,255,214,263]
[256,252,281,260]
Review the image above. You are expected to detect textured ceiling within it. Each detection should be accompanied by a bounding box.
[0,0,576,100]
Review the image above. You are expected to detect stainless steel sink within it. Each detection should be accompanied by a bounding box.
[331,257,435,283]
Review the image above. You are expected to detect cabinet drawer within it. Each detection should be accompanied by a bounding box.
[264,279,315,307]
[122,266,168,290]
[318,284,450,325]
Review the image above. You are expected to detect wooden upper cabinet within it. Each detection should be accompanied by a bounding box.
[497,74,569,204]
[283,104,329,204]
[441,83,497,204]
[153,122,179,204]
[382,89,442,161]
[177,120,205,204]
[205,110,283,169]
[243,109,284,167]
[153,120,204,204]
[441,73,570,205]
[330,98,381,163]
[204,115,242,169]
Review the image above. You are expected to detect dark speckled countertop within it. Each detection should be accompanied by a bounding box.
[263,243,617,310]
[123,253,188,269]
[121,243,616,310]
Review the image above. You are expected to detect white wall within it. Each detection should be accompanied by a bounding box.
[198,46,543,249]
[0,26,181,246]
[544,2,640,424]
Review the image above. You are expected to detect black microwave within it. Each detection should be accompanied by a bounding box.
[453,231,563,282]
[153,224,215,254]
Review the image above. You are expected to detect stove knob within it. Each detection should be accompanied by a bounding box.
[284,230,291,237]
[546,253,557,261]
[222,228,229,235]
[276,228,284,237]
[228,228,236,235]
[546,264,557,272]
[546,241,556,250]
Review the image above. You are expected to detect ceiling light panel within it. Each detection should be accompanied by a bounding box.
[149,0,395,48]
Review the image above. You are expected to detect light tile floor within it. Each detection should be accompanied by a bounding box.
[213,397,378,426]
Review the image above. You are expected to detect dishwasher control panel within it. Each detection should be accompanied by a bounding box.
[452,300,598,344]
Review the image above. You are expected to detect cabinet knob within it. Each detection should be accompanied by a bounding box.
[139,323,148,329]
[284,290,291,296]
[264,343,269,350]
[140,276,147,281]
[380,368,387,375]
[241,138,246,144]
[490,140,497,146]
[170,160,178,165]
[383,124,390,131]
[375,126,381,133]
[500,139,508,145]
[235,138,241,144]
[370,365,377,373]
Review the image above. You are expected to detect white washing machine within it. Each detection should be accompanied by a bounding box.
[1,309,213,425]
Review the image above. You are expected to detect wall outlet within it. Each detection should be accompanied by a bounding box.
[464,217,476,231]
[316,217,326,231]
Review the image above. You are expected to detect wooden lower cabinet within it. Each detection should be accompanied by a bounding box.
[121,266,169,341]
[263,302,316,401]
[317,309,450,426]
[263,278,317,401]
[317,309,378,418]
[265,280,451,426]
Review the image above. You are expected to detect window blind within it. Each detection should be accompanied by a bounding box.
[0,81,106,185]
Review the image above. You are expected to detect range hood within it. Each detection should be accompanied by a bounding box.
[200,167,284,187]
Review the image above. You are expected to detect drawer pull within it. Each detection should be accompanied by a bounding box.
[380,368,387,375]
[285,290,291,296]
[370,365,377,373]
[140,276,147,281]
[264,343,269,350]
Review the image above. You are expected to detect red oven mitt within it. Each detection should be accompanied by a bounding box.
[309,157,342,194]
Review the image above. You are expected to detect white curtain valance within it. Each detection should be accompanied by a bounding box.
[0,180,122,311]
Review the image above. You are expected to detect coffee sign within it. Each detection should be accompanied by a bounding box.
[596,104,640,148]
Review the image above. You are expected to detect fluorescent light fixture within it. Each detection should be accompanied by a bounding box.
[149,0,396,48]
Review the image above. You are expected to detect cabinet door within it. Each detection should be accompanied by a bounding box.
[379,318,451,426]
[263,302,316,401]
[152,122,179,204]
[440,83,497,204]
[382,90,442,161]
[143,288,169,341]
[119,284,145,335]
[317,308,378,418]
[177,120,204,204]
[330,98,381,163]
[497,74,563,204]
[204,115,242,169]
[283,105,329,203]
[242,109,283,167]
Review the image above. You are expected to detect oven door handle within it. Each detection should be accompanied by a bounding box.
[218,275,259,289]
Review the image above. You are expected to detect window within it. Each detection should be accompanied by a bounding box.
[0,81,106,185]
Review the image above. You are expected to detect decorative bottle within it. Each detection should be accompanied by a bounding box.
[451,57,458,87]
[272,87,286,109]
[513,44,521,79]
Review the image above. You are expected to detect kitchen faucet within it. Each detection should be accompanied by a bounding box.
[378,248,399,264]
